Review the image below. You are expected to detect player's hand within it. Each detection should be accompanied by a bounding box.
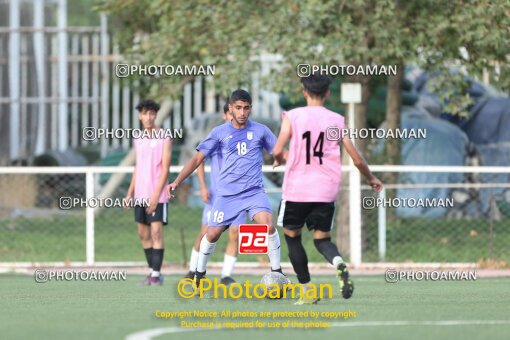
[272,152,285,168]
[369,176,383,192]
[122,194,132,209]
[167,182,178,199]
[201,188,210,204]
[146,194,159,215]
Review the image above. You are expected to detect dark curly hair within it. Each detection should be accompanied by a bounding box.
[136,99,160,112]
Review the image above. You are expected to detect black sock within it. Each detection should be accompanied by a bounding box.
[313,237,341,265]
[151,248,165,272]
[143,247,153,269]
[284,234,310,284]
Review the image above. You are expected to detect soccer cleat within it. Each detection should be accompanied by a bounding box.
[139,274,151,286]
[271,267,283,274]
[194,270,206,288]
[294,296,320,305]
[220,276,236,285]
[337,263,354,299]
[283,275,292,285]
[149,275,163,286]
[184,271,195,279]
[271,268,292,285]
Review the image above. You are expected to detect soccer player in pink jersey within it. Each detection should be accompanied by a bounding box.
[125,100,172,286]
[273,73,383,304]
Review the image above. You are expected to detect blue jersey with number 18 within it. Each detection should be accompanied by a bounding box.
[196,120,276,197]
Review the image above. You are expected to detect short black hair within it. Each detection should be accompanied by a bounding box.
[223,101,230,114]
[300,73,332,98]
[229,89,252,105]
[136,99,160,113]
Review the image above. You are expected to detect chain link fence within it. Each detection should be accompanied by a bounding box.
[362,170,510,265]
[0,167,509,267]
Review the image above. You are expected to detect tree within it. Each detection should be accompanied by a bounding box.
[99,0,510,259]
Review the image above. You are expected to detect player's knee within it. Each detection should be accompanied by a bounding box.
[207,234,220,243]
[229,228,238,242]
[284,233,301,246]
[138,230,150,242]
[253,211,273,226]
[151,229,163,243]
[268,225,276,234]
[313,230,331,239]
[283,227,301,238]
[206,228,222,243]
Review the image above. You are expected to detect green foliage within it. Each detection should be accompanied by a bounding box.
[97,0,510,111]
[280,76,417,128]
[67,0,101,26]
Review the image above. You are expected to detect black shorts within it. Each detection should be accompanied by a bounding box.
[134,203,168,225]
[277,200,335,232]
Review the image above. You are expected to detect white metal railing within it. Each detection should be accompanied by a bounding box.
[1,165,509,266]
[2,0,284,162]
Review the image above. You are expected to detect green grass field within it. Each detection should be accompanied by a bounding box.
[1,273,509,340]
[1,204,509,263]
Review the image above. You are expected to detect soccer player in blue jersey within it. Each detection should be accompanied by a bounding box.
[185,102,247,285]
[167,89,284,285]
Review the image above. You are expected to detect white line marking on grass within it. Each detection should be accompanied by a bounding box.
[126,320,510,339]
[126,327,201,340]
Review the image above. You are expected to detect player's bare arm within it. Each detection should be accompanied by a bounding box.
[167,151,207,197]
[342,137,383,192]
[146,139,172,214]
[197,162,210,204]
[273,114,291,167]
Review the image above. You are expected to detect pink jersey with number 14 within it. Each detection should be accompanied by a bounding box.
[282,106,345,202]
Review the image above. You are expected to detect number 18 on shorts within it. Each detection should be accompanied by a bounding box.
[238,224,268,254]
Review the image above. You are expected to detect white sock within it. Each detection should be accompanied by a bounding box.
[267,231,281,271]
[332,256,343,267]
[197,235,216,273]
[151,271,160,277]
[221,254,237,278]
[189,248,199,272]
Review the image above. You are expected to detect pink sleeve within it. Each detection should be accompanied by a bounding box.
[338,115,345,129]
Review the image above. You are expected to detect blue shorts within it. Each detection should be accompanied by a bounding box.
[208,189,272,227]
[202,203,247,226]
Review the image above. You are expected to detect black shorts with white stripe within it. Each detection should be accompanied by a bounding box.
[134,203,168,226]
[277,200,335,232]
